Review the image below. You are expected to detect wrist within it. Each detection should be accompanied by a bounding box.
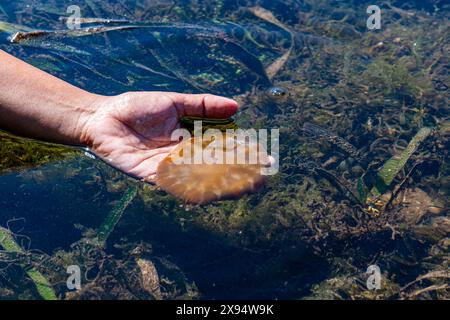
[0,49,108,147]
[72,91,107,147]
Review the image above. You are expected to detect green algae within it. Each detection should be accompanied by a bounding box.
[0,227,57,300]
[0,131,77,173]
[361,58,432,99]
[96,186,138,246]
[369,127,433,197]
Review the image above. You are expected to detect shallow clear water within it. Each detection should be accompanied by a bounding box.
[0,1,448,299]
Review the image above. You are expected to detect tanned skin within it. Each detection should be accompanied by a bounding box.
[0,49,239,180]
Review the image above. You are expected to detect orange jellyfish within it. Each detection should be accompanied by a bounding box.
[155,132,270,204]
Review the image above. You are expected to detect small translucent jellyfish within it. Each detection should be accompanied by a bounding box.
[155,134,270,204]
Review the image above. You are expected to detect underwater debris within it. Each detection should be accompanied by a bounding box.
[400,270,450,299]
[58,17,132,25]
[393,188,442,224]
[8,21,225,44]
[305,273,401,300]
[0,227,57,300]
[9,25,142,43]
[136,258,162,299]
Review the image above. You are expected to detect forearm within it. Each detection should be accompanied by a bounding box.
[0,49,101,146]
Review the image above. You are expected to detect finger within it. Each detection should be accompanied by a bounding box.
[169,93,239,119]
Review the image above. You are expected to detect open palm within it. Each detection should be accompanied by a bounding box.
[82,91,238,181]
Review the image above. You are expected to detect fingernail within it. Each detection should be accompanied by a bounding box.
[223,97,239,107]
[212,95,238,107]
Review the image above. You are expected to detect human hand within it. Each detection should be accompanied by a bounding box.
[80,92,239,181]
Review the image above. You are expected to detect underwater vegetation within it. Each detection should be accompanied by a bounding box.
[0,131,76,174]
[0,0,449,299]
[0,227,56,300]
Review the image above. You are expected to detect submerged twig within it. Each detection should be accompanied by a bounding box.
[10,25,142,43]
[401,270,450,292]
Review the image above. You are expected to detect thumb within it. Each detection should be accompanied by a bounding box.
[169,93,239,119]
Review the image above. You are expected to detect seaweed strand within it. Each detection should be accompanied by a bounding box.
[96,186,138,246]
[0,227,57,300]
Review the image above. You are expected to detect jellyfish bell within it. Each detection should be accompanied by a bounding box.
[155,133,270,204]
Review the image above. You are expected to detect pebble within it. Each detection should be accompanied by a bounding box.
[268,86,288,99]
